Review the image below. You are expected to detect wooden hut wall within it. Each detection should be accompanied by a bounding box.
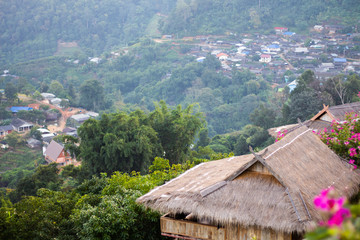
[247,162,272,175]
[161,214,292,240]
[226,224,292,240]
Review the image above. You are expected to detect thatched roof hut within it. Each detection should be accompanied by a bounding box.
[137,126,360,240]
[268,102,360,137]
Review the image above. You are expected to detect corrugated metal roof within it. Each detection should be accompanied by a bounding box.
[44,140,64,162]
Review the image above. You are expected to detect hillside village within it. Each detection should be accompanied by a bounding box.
[51,24,360,96]
[0,92,99,167]
[165,25,360,89]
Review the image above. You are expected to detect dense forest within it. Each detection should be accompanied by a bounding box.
[0,0,176,64]
[1,0,359,64]
[161,0,360,36]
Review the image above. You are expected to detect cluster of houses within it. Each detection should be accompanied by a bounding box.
[0,117,76,166]
[188,25,360,90]
[1,91,98,167]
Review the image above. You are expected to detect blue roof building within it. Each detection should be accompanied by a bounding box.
[333,58,347,64]
[268,44,280,49]
[283,32,295,36]
[10,106,33,113]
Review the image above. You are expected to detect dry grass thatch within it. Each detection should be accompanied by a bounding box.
[328,102,360,121]
[137,126,360,234]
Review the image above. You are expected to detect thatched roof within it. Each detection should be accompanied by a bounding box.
[269,102,360,137]
[311,102,360,122]
[137,126,360,234]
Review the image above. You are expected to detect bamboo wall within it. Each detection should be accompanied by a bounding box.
[226,224,292,240]
[161,215,292,240]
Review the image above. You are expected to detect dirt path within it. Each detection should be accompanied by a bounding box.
[279,53,295,70]
[37,100,84,132]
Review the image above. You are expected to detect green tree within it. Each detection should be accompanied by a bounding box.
[49,80,64,97]
[5,132,23,148]
[250,104,276,130]
[149,101,204,164]
[195,128,211,149]
[79,79,105,111]
[78,111,162,175]
[5,82,17,101]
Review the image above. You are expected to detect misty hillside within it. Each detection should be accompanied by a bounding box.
[161,0,360,35]
[1,0,359,64]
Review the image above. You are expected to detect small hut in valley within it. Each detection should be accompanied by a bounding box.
[137,126,360,240]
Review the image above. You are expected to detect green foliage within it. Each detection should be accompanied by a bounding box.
[317,112,360,166]
[49,80,65,97]
[250,104,276,130]
[5,83,17,101]
[1,189,80,240]
[149,101,204,164]
[16,110,46,124]
[0,157,197,240]
[0,0,177,64]
[206,124,273,155]
[161,0,360,36]
[78,111,162,175]
[79,79,105,111]
[0,107,11,120]
[78,101,203,176]
[29,126,42,141]
[5,132,23,148]
[306,204,360,240]
[0,146,44,188]
[10,163,62,202]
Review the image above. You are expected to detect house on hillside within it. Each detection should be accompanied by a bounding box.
[27,138,42,148]
[68,112,99,127]
[287,79,298,92]
[259,54,271,63]
[0,125,13,138]
[44,140,74,166]
[62,127,78,137]
[11,118,33,132]
[333,58,347,65]
[216,53,229,61]
[40,93,56,100]
[274,27,288,34]
[137,126,360,240]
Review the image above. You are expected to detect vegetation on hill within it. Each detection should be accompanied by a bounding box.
[1,0,359,64]
[0,0,176,64]
[161,0,360,36]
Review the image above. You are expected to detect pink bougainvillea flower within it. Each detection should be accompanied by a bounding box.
[314,188,333,210]
[313,188,351,227]
[327,208,351,227]
[349,148,357,157]
[349,159,355,164]
[344,141,349,145]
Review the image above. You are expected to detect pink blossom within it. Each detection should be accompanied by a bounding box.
[314,188,333,210]
[344,141,349,145]
[349,159,355,164]
[313,188,351,227]
[327,208,351,227]
[349,148,357,157]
